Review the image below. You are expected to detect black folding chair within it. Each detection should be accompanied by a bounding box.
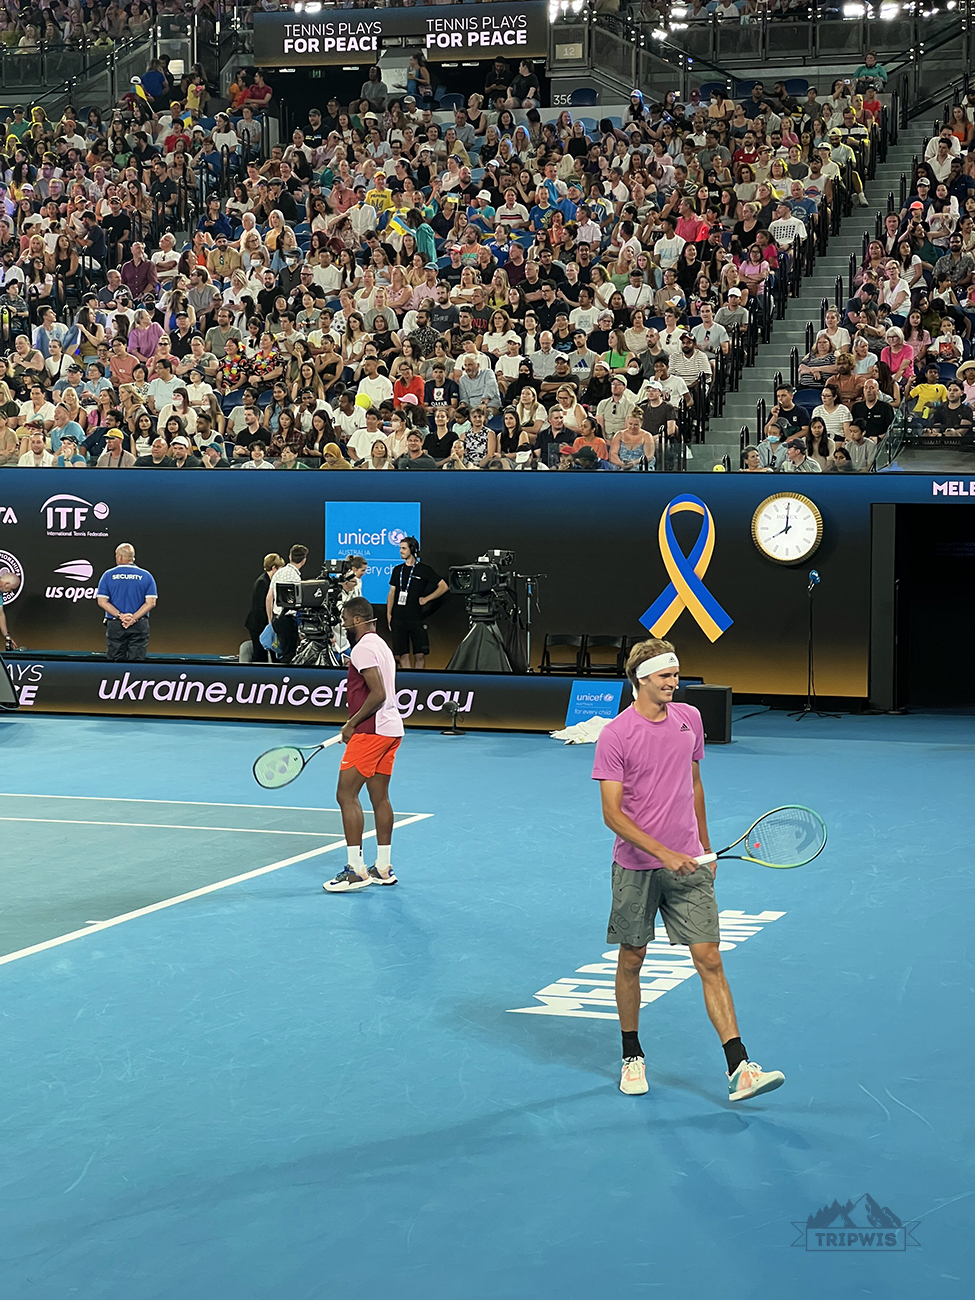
[540,634,586,674]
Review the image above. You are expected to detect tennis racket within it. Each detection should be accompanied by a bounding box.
[695,805,827,870]
[253,734,343,789]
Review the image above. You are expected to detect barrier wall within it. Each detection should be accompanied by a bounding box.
[1,470,973,701]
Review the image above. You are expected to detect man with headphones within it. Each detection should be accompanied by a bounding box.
[386,536,447,670]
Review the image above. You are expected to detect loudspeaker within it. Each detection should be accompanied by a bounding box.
[674,683,732,744]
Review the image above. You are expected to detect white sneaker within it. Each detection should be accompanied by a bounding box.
[368,866,398,886]
[857,193,869,207]
[728,1059,785,1101]
[323,869,372,892]
[620,1056,649,1095]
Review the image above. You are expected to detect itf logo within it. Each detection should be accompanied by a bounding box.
[41,494,110,538]
[324,501,420,602]
[564,679,625,728]
[792,1194,919,1251]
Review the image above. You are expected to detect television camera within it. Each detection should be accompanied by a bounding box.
[275,559,358,668]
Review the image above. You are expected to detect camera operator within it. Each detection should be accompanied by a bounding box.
[332,555,369,660]
[266,543,307,665]
[386,537,447,670]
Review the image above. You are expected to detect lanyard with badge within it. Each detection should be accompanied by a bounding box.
[397,562,418,606]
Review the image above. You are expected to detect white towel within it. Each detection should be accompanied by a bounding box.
[550,715,614,745]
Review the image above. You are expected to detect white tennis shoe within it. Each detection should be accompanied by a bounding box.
[323,869,371,892]
[620,1057,649,1095]
[728,1060,785,1101]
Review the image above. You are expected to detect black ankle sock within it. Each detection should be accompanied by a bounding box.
[723,1036,748,1073]
[621,1031,643,1060]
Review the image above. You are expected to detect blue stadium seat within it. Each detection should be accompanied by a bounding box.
[794,388,823,412]
[608,116,622,129]
[440,94,464,112]
[221,391,244,414]
[784,78,809,95]
[569,88,598,107]
[937,362,959,382]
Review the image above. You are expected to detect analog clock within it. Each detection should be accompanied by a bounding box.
[751,492,823,565]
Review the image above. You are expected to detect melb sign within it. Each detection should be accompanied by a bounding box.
[252,2,548,66]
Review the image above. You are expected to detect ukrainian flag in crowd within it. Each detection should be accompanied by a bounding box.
[384,210,411,240]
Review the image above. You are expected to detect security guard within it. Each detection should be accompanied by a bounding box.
[96,543,158,661]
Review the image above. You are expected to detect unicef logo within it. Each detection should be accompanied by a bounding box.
[0,548,24,603]
[388,529,408,545]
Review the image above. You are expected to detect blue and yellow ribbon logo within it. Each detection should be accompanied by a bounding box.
[640,495,733,643]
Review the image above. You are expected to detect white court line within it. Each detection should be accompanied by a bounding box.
[0,817,345,838]
[0,793,427,816]
[0,812,434,969]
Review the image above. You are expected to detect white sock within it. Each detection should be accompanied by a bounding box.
[376,844,392,872]
[347,845,364,875]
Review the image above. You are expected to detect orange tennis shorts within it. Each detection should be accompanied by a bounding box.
[340,733,401,777]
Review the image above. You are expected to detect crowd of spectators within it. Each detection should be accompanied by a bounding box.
[769,100,975,461]
[0,51,883,473]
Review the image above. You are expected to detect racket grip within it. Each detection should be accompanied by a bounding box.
[694,853,717,866]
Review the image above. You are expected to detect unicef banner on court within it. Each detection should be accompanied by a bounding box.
[324,501,420,603]
[252,2,549,66]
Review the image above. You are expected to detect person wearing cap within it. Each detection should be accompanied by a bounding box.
[715,288,750,335]
[96,431,136,469]
[96,543,157,662]
[55,432,87,468]
[780,436,823,473]
[827,129,868,206]
[596,375,638,439]
[169,435,203,469]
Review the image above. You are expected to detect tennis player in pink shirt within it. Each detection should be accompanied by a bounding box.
[593,638,785,1102]
[323,597,404,893]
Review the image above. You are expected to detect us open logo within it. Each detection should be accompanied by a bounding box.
[0,548,24,603]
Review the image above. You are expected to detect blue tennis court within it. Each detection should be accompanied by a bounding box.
[1,709,971,1298]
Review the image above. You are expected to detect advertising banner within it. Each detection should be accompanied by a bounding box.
[323,500,420,603]
[1,656,576,732]
[0,469,969,702]
[564,679,625,728]
[252,2,549,66]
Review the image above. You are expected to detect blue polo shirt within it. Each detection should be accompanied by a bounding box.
[96,564,157,619]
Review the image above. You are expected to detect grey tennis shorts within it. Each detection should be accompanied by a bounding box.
[607,862,720,948]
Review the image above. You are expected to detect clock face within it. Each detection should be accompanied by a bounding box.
[752,493,823,564]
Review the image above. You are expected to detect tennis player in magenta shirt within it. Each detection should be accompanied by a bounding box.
[592,638,785,1101]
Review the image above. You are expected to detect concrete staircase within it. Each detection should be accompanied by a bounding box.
[697,118,930,471]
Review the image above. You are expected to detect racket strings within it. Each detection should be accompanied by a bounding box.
[254,747,305,790]
[745,807,826,867]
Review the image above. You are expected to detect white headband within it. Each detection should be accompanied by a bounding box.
[635,652,680,679]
